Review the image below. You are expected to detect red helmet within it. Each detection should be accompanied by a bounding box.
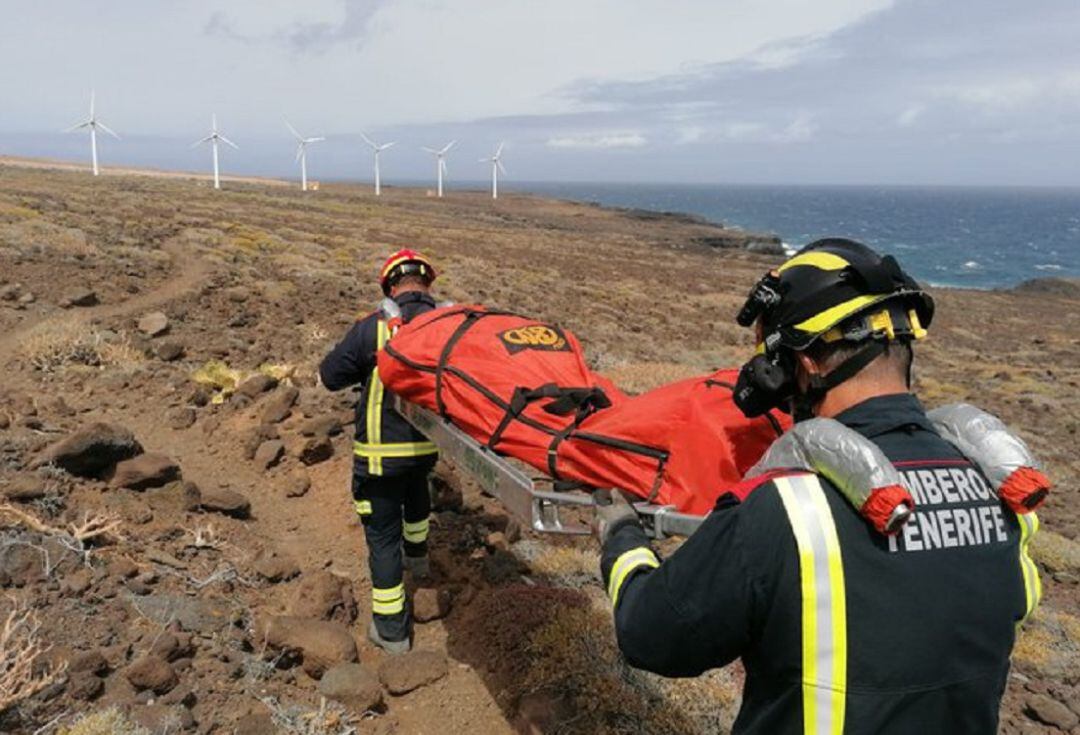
[379,248,437,296]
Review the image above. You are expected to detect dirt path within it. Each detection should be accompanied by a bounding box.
[0,237,212,361]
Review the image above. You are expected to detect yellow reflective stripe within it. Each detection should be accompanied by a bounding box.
[372,583,405,615]
[794,294,881,335]
[403,518,430,543]
[354,499,372,516]
[606,547,660,610]
[364,321,391,475]
[776,474,847,735]
[1017,512,1041,623]
[354,441,438,457]
[778,251,850,273]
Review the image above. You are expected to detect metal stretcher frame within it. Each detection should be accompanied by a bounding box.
[393,394,706,539]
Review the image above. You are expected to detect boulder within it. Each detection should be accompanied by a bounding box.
[288,570,358,624]
[318,663,383,713]
[35,423,143,477]
[125,654,178,694]
[254,440,285,470]
[284,473,311,498]
[298,436,333,466]
[199,488,250,518]
[132,594,239,634]
[157,341,185,362]
[67,672,105,701]
[166,407,196,430]
[3,475,47,502]
[60,288,98,308]
[258,616,359,679]
[412,588,452,623]
[261,386,299,424]
[138,311,170,337]
[300,416,343,438]
[1025,694,1078,731]
[378,650,448,695]
[253,548,300,583]
[69,650,109,676]
[109,453,180,490]
[236,373,278,398]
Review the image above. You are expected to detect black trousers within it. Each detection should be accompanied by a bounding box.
[352,469,431,642]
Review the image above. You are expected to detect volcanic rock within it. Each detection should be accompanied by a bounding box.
[253,548,300,582]
[283,473,311,498]
[60,288,98,308]
[318,663,383,713]
[378,650,448,695]
[35,423,143,477]
[1025,694,1078,730]
[166,407,196,430]
[157,341,185,361]
[254,439,285,470]
[138,311,170,337]
[298,436,333,466]
[288,570,358,624]
[69,650,109,676]
[68,672,105,701]
[199,488,250,518]
[3,475,47,502]
[412,588,452,623]
[300,415,343,438]
[258,616,359,678]
[261,386,299,424]
[110,453,180,490]
[237,373,278,398]
[125,654,178,694]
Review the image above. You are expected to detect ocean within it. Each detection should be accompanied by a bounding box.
[512,183,1080,290]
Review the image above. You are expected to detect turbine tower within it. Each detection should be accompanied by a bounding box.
[480,143,507,199]
[192,114,238,190]
[360,132,395,196]
[285,120,325,191]
[65,90,120,176]
[421,140,456,197]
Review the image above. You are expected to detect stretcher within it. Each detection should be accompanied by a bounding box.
[394,394,706,539]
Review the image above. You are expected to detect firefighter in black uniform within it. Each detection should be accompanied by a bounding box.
[320,249,440,654]
[596,239,1042,733]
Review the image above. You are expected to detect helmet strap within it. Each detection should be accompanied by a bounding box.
[795,340,887,421]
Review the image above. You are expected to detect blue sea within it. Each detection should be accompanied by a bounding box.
[513,183,1080,290]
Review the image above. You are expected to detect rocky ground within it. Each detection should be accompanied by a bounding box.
[0,163,1077,734]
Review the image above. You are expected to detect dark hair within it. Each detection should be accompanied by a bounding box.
[806,338,914,385]
[392,274,431,291]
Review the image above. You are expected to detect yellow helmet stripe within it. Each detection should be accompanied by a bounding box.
[793,294,881,335]
[778,251,850,274]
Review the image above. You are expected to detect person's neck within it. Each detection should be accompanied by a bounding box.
[813,380,911,419]
[391,287,428,299]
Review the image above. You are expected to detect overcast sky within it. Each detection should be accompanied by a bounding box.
[1,0,1077,185]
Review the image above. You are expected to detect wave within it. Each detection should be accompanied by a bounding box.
[1035,263,1063,271]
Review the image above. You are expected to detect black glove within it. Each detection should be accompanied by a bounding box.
[592,489,642,546]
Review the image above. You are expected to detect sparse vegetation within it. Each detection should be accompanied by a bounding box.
[19,323,142,373]
[58,708,151,735]
[0,602,67,714]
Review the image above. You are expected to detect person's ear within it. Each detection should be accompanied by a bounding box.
[793,351,819,391]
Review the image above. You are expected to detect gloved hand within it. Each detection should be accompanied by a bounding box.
[592,488,642,546]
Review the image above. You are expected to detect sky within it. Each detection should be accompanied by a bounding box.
[0,0,1078,186]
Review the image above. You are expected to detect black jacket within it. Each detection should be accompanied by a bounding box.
[601,393,1038,734]
[320,291,439,480]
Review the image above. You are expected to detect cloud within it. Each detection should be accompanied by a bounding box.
[546,133,647,149]
[204,0,387,53]
[896,104,924,127]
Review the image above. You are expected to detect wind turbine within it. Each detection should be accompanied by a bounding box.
[421,140,456,197]
[360,132,395,196]
[480,143,507,199]
[64,90,120,176]
[285,120,325,191]
[192,114,238,190]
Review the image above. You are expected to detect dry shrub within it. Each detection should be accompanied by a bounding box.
[603,362,705,395]
[527,545,599,587]
[58,708,151,735]
[1012,609,1080,680]
[191,359,242,402]
[0,602,67,714]
[1030,529,1080,574]
[19,323,142,373]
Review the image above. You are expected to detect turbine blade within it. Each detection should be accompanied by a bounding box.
[89,90,95,118]
[219,135,239,149]
[284,119,303,140]
[497,160,507,175]
[440,159,448,175]
[478,157,489,163]
[495,142,504,157]
[359,131,377,149]
[295,143,305,163]
[191,136,212,148]
[97,122,121,140]
[307,136,326,143]
[64,120,91,133]
[381,141,396,150]
[441,140,457,154]
[212,113,218,132]
[421,146,437,154]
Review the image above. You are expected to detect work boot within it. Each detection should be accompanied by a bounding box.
[404,554,431,580]
[368,620,410,655]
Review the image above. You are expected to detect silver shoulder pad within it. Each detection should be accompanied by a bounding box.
[748,417,903,509]
[926,403,1040,489]
[379,297,402,320]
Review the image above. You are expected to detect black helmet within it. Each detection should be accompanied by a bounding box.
[733,238,934,418]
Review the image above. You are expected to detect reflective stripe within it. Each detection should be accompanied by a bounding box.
[1016,511,1041,623]
[372,583,405,615]
[794,295,881,335]
[354,499,372,516]
[354,441,438,457]
[606,547,660,610]
[778,251,850,273]
[403,518,430,544]
[364,321,391,475]
[775,474,847,735]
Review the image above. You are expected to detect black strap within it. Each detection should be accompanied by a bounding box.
[434,311,484,418]
[706,378,783,436]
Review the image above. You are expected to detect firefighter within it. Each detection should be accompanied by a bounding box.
[595,238,1041,733]
[320,249,440,654]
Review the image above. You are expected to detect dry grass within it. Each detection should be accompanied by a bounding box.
[58,708,152,735]
[1030,529,1080,574]
[19,323,143,373]
[526,545,599,587]
[603,362,707,395]
[1012,609,1080,679]
[0,602,67,714]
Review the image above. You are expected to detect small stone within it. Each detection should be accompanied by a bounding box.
[319,663,383,713]
[138,311,170,337]
[62,569,93,595]
[166,407,196,430]
[284,474,311,498]
[412,588,451,623]
[378,650,448,695]
[69,650,109,676]
[257,616,359,679]
[1025,693,1079,730]
[236,373,278,398]
[261,386,299,424]
[109,453,181,490]
[125,654,178,694]
[60,288,98,308]
[68,671,105,701]
[288,570,357,624]
[300,416,343,438]
[298,436,333,466]
[485,531,508,552]
[253,548,300,582]
[157,341,185,362]
[254,440,285,470]
[199,488,250,518]
[3,475,47,502]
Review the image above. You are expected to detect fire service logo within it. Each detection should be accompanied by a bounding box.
[498,325,569,354]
